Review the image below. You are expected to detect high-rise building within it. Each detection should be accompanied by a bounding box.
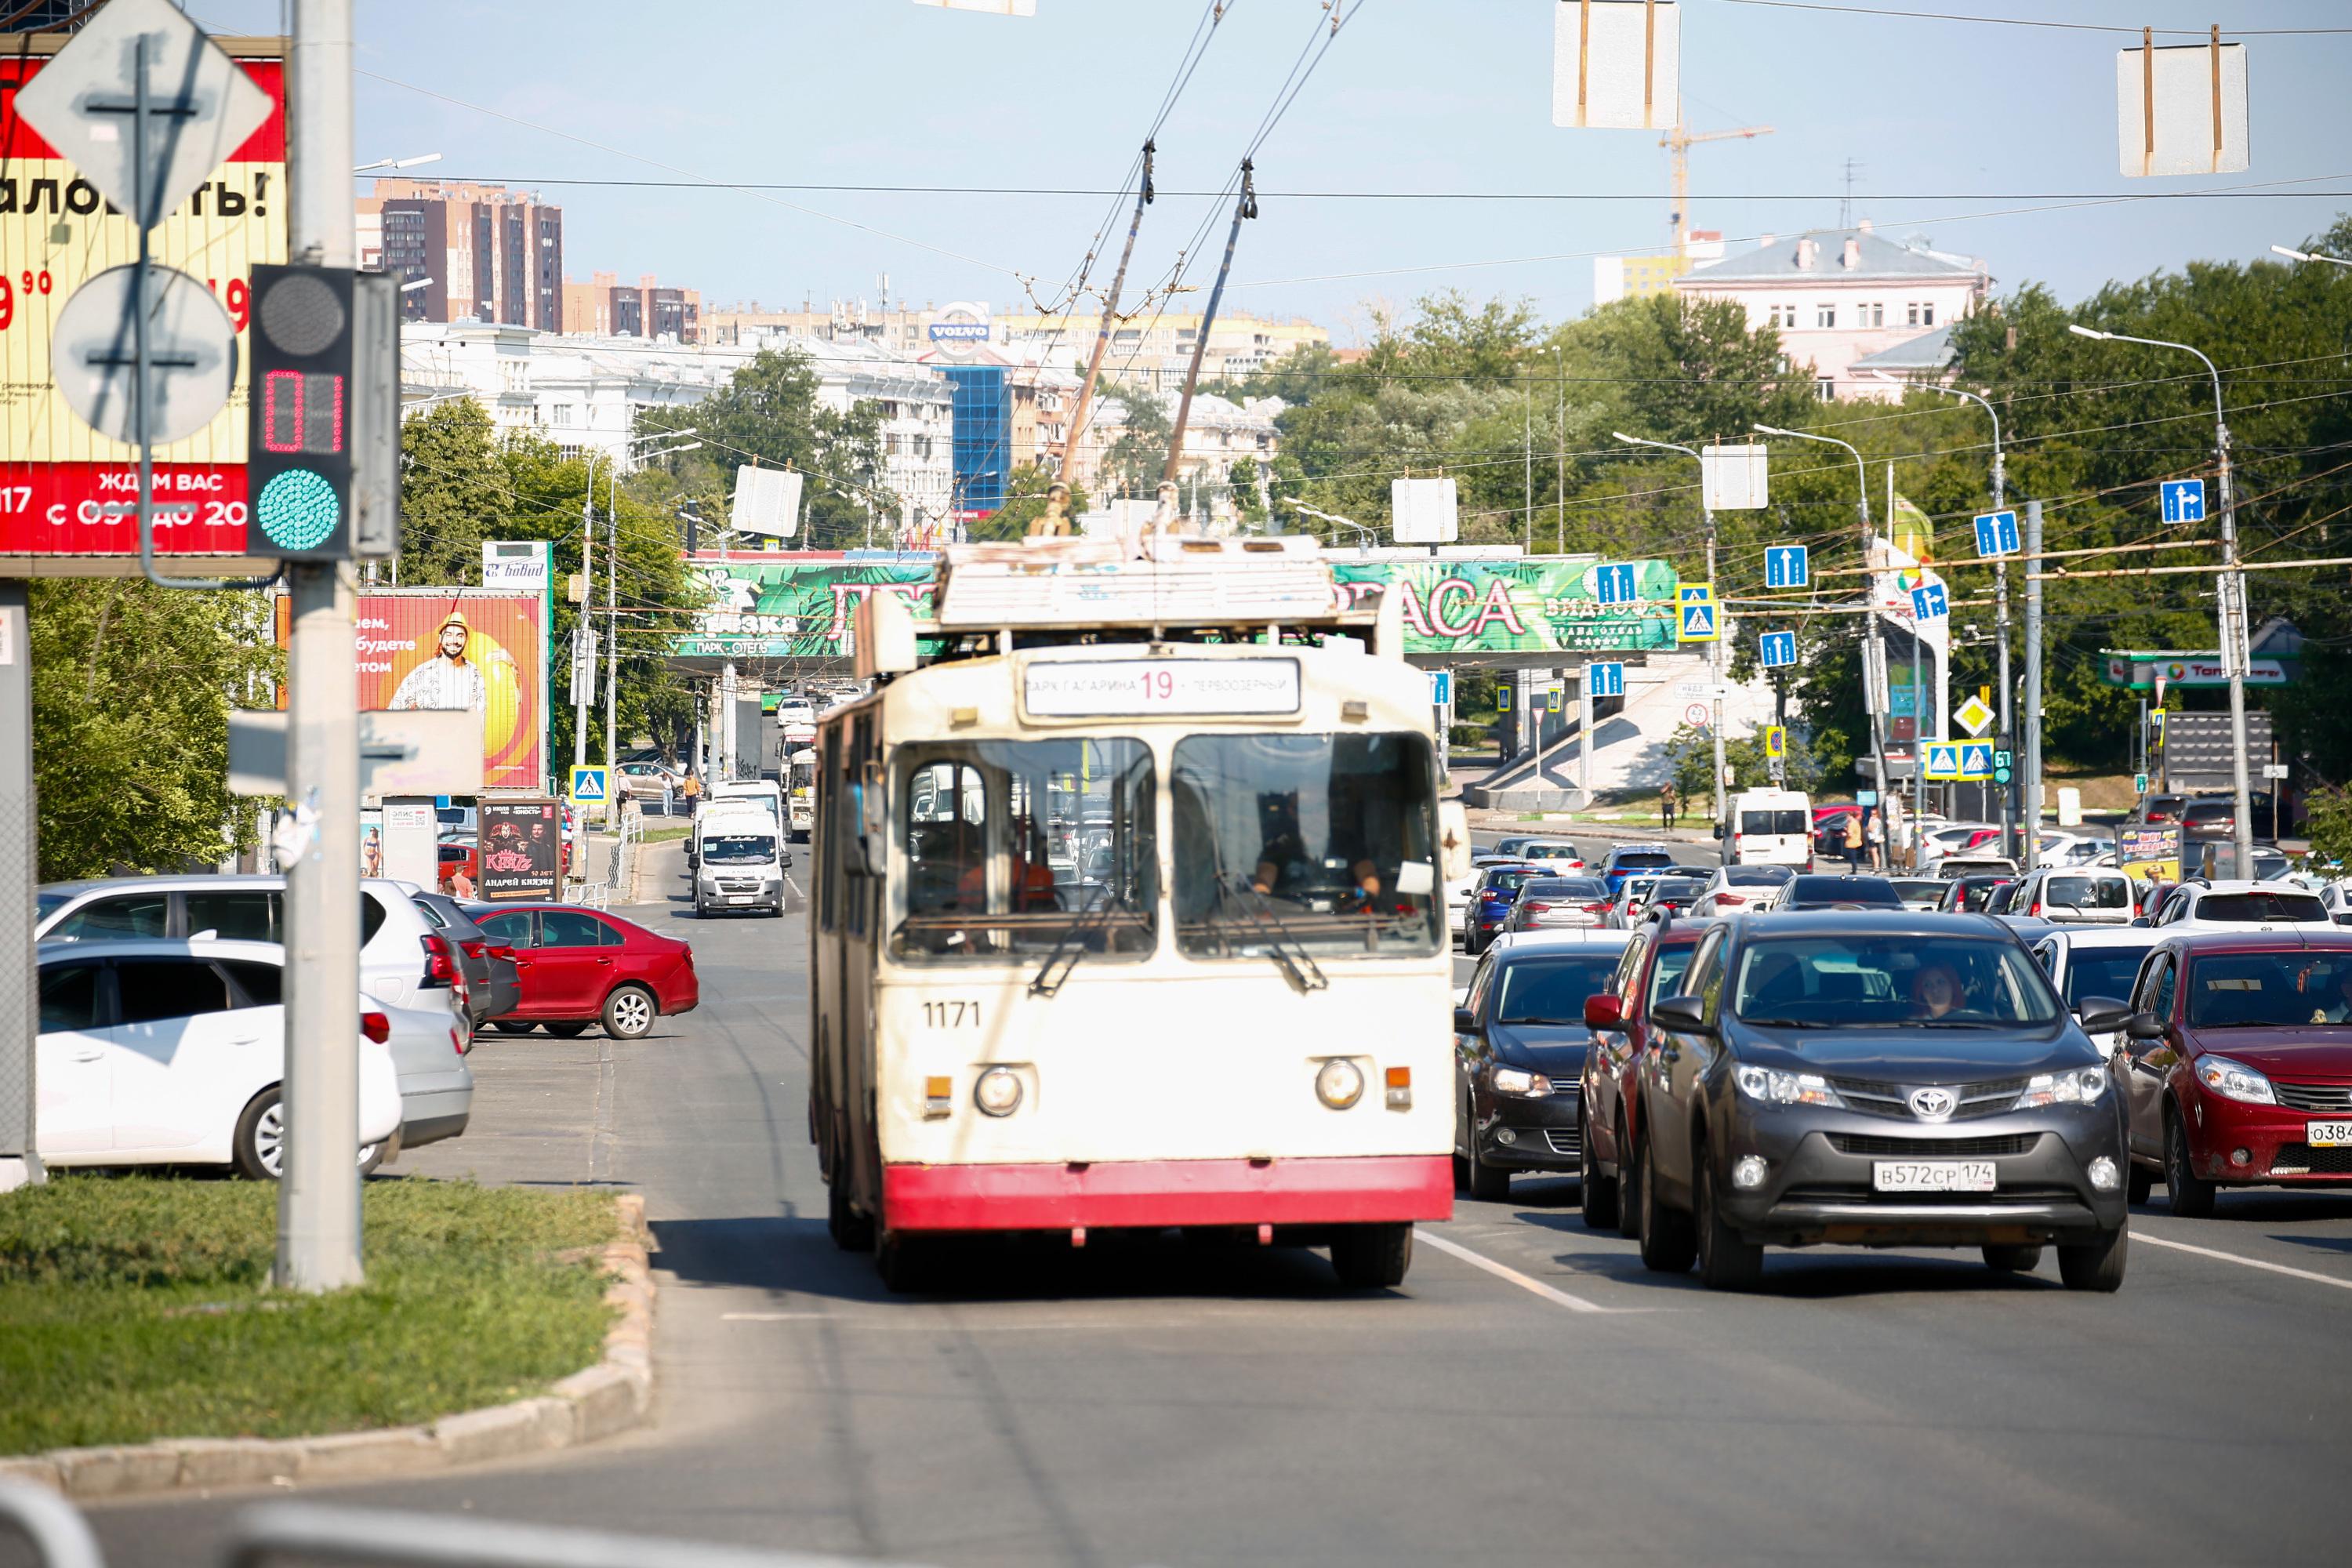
[561,272,702,342]
[358,180,564,329]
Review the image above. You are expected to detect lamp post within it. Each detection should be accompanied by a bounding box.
[1613,433,1727,842]
[1282,498,1376,553]
[2068,324,2253,869]
[1754,424,1894,843]
[1867,371,2016,861]
[2270,244,2352,267]
[353,152,441,174]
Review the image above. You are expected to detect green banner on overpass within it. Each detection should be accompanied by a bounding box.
[667,553,1681,662]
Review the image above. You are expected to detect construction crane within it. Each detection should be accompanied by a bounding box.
[1662,121,1773,263]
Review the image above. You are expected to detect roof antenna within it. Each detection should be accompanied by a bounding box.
[1840,157,1863,229]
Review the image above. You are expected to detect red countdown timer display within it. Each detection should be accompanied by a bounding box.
[259,370,345,456]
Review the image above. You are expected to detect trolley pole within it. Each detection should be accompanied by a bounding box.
[1060,143,1153,485]
[279,0,363,1291]
[1163,162,1257,488]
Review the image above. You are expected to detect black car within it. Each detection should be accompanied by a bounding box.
[1626,912,2131,1291]
[1773,874,1904,912]
[1453,938,1627,1199]
[1936,874,2016,913]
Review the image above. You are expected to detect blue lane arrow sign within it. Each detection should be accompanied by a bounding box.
[1587,660,1625,698]
[1593,563,1637,604]
[2161,478,2207,524]
[1428,670,1452,706]
[1910,582,1949,621]
[1973,510,2019,558]
[1759,630,1798,669]
[1765,545,1810,589]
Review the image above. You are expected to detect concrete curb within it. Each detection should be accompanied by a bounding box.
[3,1192,655,1502]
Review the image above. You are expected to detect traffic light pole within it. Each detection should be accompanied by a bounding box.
[279,0,362,1291]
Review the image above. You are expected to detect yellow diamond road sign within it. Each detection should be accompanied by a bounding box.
[1955,694,1996,737]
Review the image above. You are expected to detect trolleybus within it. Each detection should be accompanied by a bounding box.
[809,535,1470,1290]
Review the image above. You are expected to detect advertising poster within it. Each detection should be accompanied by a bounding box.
[274,587,545,791]
[477,799,561,903]
[2117,824,2183,885]
[668,553,1683,661]
[0,41,287,559]
[360,808,384,877]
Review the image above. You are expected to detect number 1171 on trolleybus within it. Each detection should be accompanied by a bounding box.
[808,535,1472,1290]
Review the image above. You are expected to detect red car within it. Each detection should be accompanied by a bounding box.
[463,903,698,1040]
[2118,931,2352,1213]
[1575,917,1709,1235]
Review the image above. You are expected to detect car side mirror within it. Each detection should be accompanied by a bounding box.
[2076,998,2132,1035]
[1584,993,1624,1030]
[1452,1007,1478,1035]
[1651,994,1712,1033]
[2125,1011,2167,1041]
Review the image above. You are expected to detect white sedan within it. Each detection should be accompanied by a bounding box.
[2144,880,2336,934]
[36,938,401,1178]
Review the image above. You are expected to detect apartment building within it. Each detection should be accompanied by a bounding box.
[359,180,564,330]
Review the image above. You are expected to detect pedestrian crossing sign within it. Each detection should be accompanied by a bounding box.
[1676,583,1720,643]
[1925,742,1993,781]
[569,765,609,804]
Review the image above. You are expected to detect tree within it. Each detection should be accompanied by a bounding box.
[28,580,277,880]
[1227,456,1267,524]
[1097,386,1173,499]
[1665,722,1824,813]
[967,463,1090,543]
[2304,784,2352,869]
[397,399,512,583]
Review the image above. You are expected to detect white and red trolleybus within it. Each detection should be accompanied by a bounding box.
[809,535,1472,1290]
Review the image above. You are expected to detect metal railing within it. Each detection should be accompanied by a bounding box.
[0,1487,927,1568]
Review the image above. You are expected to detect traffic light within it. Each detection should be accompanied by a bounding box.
[1994,749,2014,786]
[245,265,399,561]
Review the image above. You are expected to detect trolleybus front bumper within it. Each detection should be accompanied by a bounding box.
[883,1155,1453,1232]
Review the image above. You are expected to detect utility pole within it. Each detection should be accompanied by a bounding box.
[1555,347,1566,554]
[280,0,362,1290]
[604,459,619,791]
[1611,434,1725,833]
[1061,143,1153,484]
[1164,162,1257,488]
[1,584,37,1192]
[1523,390,1534,551]
[2068,323,2253,868]
[2023,500,2045,872]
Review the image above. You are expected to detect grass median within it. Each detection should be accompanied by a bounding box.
[0,1177,620,1457]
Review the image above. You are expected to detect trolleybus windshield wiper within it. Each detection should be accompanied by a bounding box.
[1214,873,1330,995]
[1029,880,1134,997]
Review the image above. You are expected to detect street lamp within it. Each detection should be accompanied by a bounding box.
[1614,433,1727,839]
[597,434,701,800]
[1282,498,1375,552]
[1865,369,2021,862]
[2066,323,2254,868]
[2271,245,2352,267]
[354,152,441,174]
[1752,423,1896,837]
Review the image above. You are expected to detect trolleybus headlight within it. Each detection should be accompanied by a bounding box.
[974,1066,1023,1117]
[1316,1058,1366,1110]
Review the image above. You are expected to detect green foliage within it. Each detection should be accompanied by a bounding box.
[397,399,512,583]
[1664,721,1824,807]
[2303,785,2352,869]
[1097,385,1174,499]
[0,1178,617,1454]
[1227,456,1267,523]
[967,462,1090,543]
[28,581,277,880]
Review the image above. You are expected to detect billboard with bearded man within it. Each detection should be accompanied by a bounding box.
[275,588,546,791]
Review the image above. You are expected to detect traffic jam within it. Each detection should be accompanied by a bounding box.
[1451,805,2352,1293]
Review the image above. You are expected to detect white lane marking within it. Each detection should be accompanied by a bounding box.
[1416,1227,1615,1313]
[2132,1229,2352,1293]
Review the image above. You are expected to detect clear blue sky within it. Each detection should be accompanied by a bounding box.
[197,0,2352,340]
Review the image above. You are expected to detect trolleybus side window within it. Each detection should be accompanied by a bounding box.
[1171,731,1440,956]
[891,738,1157,963]
[817,728,841,935]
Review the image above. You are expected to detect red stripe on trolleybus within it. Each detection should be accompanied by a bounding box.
[882,1156,1453,1232]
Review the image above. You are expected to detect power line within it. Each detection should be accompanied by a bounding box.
[1708,0,2352,37]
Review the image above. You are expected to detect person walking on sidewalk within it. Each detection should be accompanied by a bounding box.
[1660,780,1679,829]
[1866,810,1886,871]
[1842,809,1864,871]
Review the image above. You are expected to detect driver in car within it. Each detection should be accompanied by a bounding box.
[2307,964,2352,1025]
[1909,962,1966,1020]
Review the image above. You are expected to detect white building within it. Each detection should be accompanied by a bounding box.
[1674,222,1991,401]
[401,324,957,539]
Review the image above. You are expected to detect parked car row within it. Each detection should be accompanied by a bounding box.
[30,871,700,1179]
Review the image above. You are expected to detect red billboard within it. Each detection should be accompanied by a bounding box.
[274,588,546,793]
[1,40,287,562]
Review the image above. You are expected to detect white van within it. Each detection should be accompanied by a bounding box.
[1726,788,1813,869]
[693,807,789,917]
[691,779,786,868]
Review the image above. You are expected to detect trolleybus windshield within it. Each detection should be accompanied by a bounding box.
[891,738,1157,962]
[1172,731,1440,956]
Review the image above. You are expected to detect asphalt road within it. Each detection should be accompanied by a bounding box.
[34,837,2352,1568]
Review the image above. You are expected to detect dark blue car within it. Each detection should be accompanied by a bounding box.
[1599,844,1679,895]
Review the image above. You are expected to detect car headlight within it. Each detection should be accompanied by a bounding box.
[2194,1054,2277,1106]
[1733,1065,1841,1106]
[2013,1065,2111,1109]
[1490,1065,1553,1098]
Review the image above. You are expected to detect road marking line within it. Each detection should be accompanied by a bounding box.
[722,1312,833,1321]
[1416,1228,1613,1312]
[2132,1229,2352,1292]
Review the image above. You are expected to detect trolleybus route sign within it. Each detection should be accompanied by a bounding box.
[1023,657,1302,718]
